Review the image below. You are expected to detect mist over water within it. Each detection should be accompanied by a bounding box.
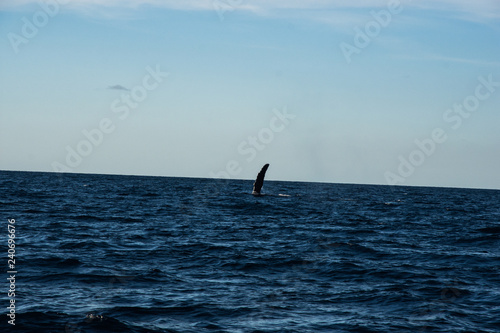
[1,171,499,332]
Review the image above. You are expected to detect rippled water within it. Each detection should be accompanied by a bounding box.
[1,171,499,332]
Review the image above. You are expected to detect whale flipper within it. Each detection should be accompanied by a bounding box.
[252,164,269,195]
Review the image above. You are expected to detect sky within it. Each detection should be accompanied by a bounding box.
[1,0,499,189]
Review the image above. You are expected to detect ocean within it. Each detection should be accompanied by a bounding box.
[1,170,499,332]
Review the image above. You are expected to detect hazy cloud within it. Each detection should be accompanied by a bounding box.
[1,0,499,22]
[108,85,130,91]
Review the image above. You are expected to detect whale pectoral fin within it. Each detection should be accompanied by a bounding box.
[252,163,269,194]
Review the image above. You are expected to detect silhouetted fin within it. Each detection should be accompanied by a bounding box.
[252,164,269,195]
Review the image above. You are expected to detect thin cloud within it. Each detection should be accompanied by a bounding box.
[1,0,499,23]
[423,54,500,67]
[412,0,500,21]
[108,85,130,91]
[392,53,500,68]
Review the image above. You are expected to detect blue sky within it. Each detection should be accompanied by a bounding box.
[1,0,499,189]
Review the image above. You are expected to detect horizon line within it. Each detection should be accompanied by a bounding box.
[1,169,499,192]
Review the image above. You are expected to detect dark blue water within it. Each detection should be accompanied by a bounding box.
[1,171,499,332]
